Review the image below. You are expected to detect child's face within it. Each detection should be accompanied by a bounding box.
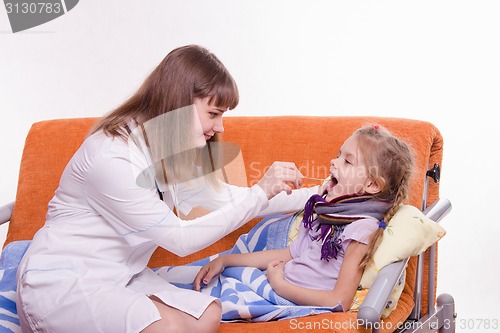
[324,134,378,201]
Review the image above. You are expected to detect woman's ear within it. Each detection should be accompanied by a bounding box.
[364,178,382,194]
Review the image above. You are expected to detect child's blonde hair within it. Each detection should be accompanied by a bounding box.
[356,125,414,269]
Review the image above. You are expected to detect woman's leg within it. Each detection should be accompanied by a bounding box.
[142,297,221,333]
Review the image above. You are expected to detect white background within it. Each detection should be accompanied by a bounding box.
[1,1,499,332]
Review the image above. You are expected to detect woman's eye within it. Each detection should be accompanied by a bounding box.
[209,112,217,119]
[344,159,352,165]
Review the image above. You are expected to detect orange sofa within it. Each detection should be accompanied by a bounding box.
[4,116,448,333]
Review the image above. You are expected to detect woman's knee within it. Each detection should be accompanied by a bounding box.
[198,301,222,333]
[142,299,221,333]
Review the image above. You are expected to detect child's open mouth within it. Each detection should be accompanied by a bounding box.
[329,175,338,190]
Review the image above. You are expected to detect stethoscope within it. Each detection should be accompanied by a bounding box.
[123,120,170,202]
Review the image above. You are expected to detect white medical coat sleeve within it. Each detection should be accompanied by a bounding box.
[171,180,318,217]
[256,185,320,217]
[83,152,269,257]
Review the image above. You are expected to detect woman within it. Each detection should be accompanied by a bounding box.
[16,45,311,333]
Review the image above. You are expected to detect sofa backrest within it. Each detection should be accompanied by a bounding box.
[6,116,443,316]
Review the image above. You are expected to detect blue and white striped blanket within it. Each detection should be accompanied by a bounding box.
[0,240,29,333]
[155,214,340,322]
[0,214,339,331]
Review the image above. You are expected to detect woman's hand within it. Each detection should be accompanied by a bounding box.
[193,257,225,291]
[257,162,304,199]
[266,260,286,293]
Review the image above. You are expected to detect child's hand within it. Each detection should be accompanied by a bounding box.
[266,260,286,291]
[193,257,225,291]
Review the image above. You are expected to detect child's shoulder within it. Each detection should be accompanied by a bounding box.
[342,218,379,244]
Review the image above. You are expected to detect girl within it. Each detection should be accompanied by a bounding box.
[194,125,414,312]
[15,45,306,333]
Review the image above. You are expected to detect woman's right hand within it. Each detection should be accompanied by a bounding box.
[257,161,304,200]
[193,257,225,291]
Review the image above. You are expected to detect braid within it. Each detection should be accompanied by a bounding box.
[383,175,409,222]
[360,175,410,269]
[360,228,384,269]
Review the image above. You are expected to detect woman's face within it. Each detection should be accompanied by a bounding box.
[193,97,226,147]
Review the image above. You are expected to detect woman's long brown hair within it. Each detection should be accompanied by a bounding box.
[90,45,239,187]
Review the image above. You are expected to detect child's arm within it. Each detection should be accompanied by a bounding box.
[266,240,367,311]
[193,247,292,291]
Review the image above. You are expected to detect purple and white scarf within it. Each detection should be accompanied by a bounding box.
[302,194,391,261]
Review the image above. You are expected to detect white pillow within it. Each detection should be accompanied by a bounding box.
[360,204,447,288]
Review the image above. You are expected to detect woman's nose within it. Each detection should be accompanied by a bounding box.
[214,118,224,133]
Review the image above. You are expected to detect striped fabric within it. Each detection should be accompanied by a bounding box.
[156,214,341,322]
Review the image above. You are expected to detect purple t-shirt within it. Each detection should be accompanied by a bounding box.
[285,217,378,290]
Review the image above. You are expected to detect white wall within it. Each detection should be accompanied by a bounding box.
[1,1,499,331]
